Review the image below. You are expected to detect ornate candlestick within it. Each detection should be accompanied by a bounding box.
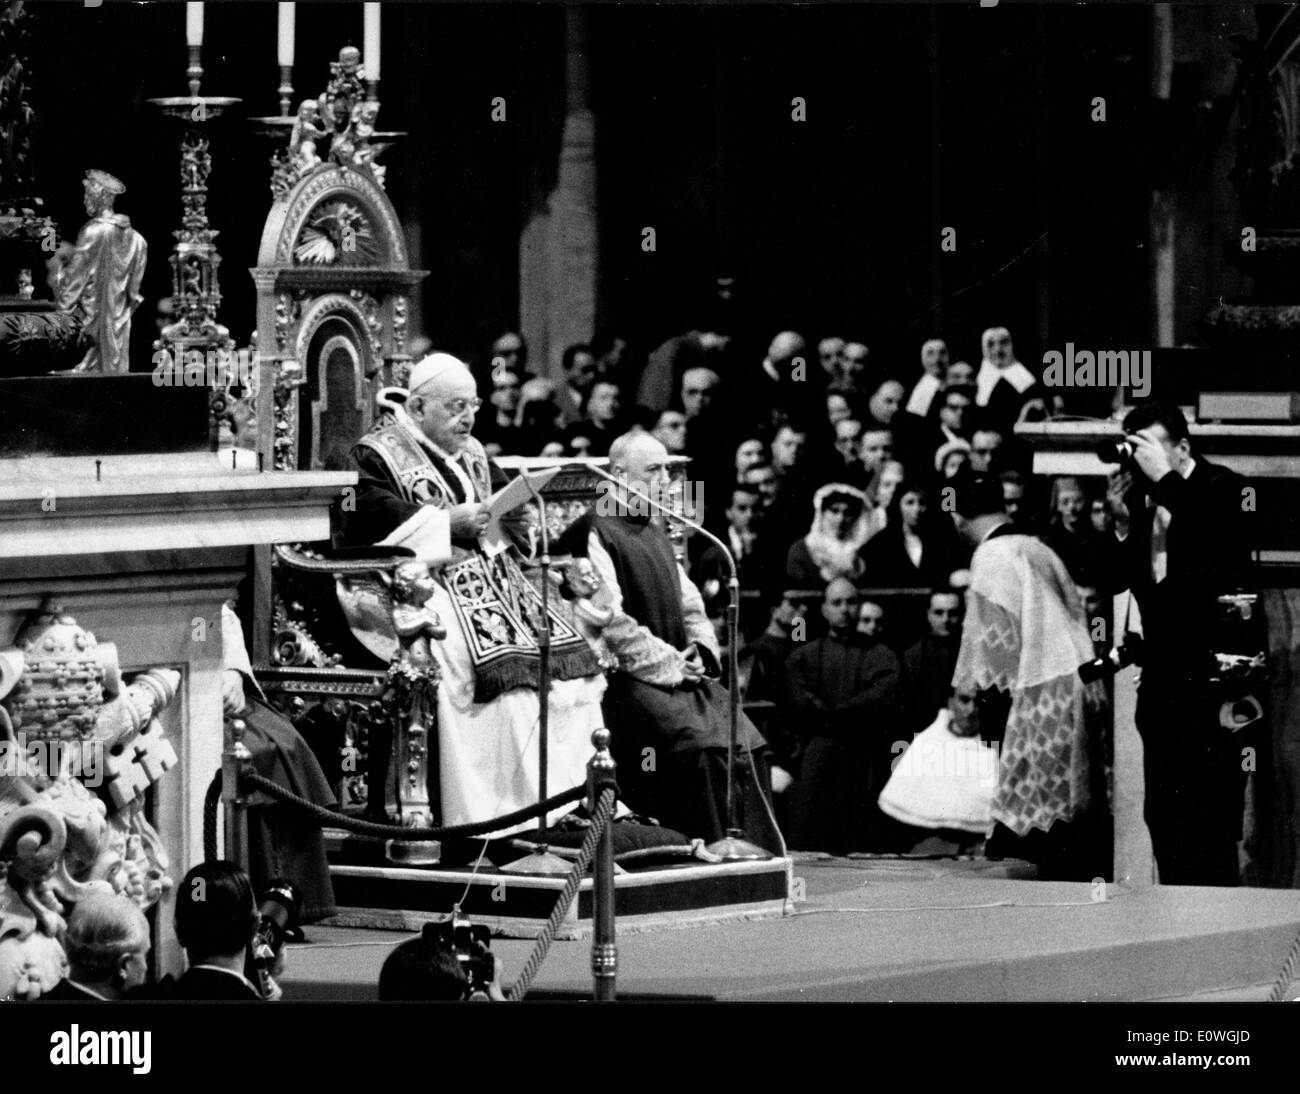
[249,112,298,203]
[278,64,294,118]
[148,61,241,445]
[277,2,295,116]
[256,15,299,194]
[186,44,203,99]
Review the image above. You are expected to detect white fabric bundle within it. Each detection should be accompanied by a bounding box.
[878,709,997,834]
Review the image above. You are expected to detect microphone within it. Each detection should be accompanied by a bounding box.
[584,462,737,589]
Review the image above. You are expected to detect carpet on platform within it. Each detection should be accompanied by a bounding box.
[280,857,1300,1002]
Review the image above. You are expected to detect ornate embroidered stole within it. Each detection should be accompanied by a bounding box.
[356,419,489,509]
[355,421,600,701]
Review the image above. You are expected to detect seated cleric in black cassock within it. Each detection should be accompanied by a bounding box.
[558,431,782,852]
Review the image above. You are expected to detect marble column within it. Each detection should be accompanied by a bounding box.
[1150,3,1176,348]
[520,4,598,382]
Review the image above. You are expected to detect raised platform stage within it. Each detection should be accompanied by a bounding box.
[284,857,1300,1001]
[326,857,795,938]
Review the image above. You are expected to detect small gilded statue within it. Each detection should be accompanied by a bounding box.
[347,100,386,186]
[319,45,366,143]
[561,557,617,671]
[288,98,327,173]
[389,560,447,669]
[51,170,148,375]
[382,563,444,826]
[384,561,445,828]
[313,45,389,187]
[329,98,386,187]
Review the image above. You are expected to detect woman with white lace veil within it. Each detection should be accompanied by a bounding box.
[785,482,871,588]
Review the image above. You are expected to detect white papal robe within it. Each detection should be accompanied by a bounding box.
[342,410,608,837]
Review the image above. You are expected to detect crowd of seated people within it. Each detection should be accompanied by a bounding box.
[460,323,1124,858]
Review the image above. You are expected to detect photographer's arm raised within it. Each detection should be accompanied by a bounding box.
[1145,465,1199,514]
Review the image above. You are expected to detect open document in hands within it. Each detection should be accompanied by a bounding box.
[481,465,562,556]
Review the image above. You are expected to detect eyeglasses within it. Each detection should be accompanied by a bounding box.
[439,397,483,417]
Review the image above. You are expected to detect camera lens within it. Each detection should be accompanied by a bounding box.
[1095,439,1130,465]
[1078,656,1109,684]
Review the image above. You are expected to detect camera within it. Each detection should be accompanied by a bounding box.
[1210,592,1269,732]
[423,908,494,1001]
[1079,633,1144,684]
[248,878,302,999]
[1095,439,1134,467]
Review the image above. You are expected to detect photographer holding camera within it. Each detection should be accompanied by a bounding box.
[129,862,298,1001]
[1105,403,1253,886]
[127,861,289,1001]
[378,910,505,1001]
[171,861,266,1000]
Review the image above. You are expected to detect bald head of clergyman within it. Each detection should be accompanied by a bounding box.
[822,577,860,637]
[608,430,672,505]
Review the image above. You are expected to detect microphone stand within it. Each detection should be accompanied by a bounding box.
[501,473,571,875]
[588,463,771,862]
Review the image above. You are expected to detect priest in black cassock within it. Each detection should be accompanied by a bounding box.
[222,603,337,923]
[559,431,782,852]
[783,577,905,853]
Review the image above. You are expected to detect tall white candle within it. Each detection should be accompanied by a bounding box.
[277,3,295,67]
[364,3,381,82]
[186,2,203,47]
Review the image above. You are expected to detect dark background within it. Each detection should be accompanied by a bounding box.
[27,1,1153,375]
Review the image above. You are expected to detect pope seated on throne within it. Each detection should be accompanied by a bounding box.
[338,353,609,837]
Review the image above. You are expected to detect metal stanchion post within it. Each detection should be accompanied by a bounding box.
[587,727,617,1001]
[222,716,252,869]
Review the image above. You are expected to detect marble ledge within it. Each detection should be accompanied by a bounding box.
[1,448,276,483]
[0,454,354,561]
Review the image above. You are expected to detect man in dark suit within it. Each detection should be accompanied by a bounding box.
[693,485,783,634]
[171,861,265,1000]
[901,588,964,732]
[1106,403,1253,886]
[42,892,151,1001]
